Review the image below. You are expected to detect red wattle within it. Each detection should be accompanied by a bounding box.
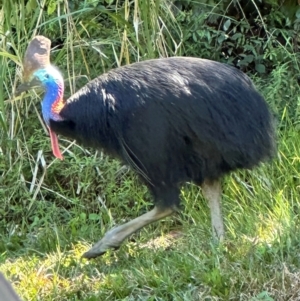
[48,127,63,160]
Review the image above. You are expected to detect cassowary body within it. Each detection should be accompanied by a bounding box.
[18,57,275,258]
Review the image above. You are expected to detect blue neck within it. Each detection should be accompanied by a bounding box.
[41,81,63,126]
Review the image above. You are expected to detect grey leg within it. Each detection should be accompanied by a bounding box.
[201,179,225,240]
[83,206,175,259]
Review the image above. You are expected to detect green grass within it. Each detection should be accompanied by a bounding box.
[2,142,300,301]
[1,0,300,300]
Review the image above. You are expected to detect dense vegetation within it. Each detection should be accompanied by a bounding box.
[1,0,300,300]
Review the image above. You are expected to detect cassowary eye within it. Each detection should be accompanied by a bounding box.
[44,74,50,79]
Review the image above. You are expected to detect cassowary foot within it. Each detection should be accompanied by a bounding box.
[82,206,174,259]
[82,226,125,259]
[82,246,119,259]
[82,243,120,258]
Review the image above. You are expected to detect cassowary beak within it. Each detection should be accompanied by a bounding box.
[15,77,42,96]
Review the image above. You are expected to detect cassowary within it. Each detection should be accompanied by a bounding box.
[17,44,275,258]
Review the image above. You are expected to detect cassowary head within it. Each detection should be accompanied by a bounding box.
[18,66,65,124]
[16,36,65,160]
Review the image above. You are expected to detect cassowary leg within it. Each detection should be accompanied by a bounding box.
[201,179,225,240]
[82,206,175,259]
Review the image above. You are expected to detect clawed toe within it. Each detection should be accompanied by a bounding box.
[82,244,121,259]
[82,249,106,259]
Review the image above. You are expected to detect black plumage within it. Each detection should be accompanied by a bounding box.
[51,57,274,207]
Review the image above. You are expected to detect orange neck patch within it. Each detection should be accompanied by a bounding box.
[51,97,65,114]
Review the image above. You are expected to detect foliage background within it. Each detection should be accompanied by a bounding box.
[1,0,300,300]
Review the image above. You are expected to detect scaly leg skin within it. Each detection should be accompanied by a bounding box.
[82,206,175,259]
[201,179,225,240]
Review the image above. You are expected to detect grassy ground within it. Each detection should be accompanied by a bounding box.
[1,1,300,300]
[3,127,300,300]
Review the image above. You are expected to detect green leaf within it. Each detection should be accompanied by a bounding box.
[231,33,242,40]
[217,33,226,44]
[80,212,87,221]
[245,54,254,63]
[47,0,57,15]
[89,213,100,221]
[25,0,36,13]
[192,32,197,42]
[255,63,266,74]
[252,291,274,301]
[223,19,231,32]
